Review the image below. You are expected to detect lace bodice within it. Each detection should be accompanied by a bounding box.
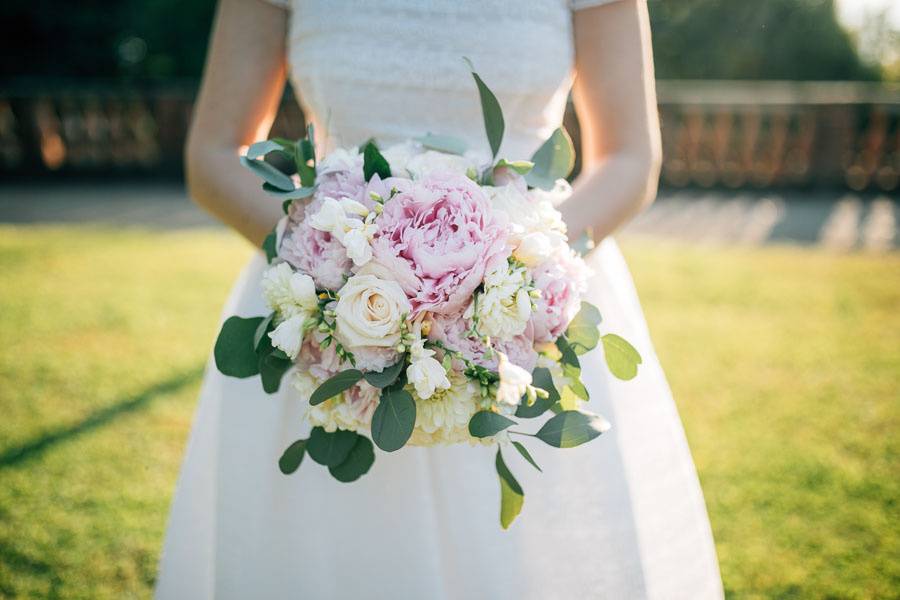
[268,0,621,158]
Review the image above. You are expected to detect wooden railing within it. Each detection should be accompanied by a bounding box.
[2,81,898,192]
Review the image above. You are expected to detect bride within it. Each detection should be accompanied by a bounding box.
[156,0,724,598]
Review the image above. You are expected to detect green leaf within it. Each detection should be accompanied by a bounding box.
[535,410,610,449]
[468,411,517,438]
[525,127,575,190]
[464,58,505,158]
[253,313,275,352]
[371,387,416,452]
[306,427,358,467]
[512,441,542,472]
[214,316,265,378]
[601,333,642,381]
[416,133,468,155]
[363,360,406,389]
[555,335,580,370]
[261,229,278,263]
[262,182,316,200]
[247,140,286,160]
[259,352,292,393]
[240,156,294,191]
[494,158,534,175]
[309,369,364,406]
[362,141,391,182]
[495,449,524,529]
[566,302,603,355]
[328,435,375,483]
[566,378,590,402]
[278,439,307,474]
[515,367,559,418]
[297,163,317,188]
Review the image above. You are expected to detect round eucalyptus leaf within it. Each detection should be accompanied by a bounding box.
[306,427,358,467]
[328,436,375,483]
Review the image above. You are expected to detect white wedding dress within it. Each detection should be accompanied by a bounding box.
[156,1,724,598]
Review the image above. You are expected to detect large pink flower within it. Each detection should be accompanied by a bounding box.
[530,248,590,342]
[371,172,510,315]
[428,312,537,373]
[280,216,351,291]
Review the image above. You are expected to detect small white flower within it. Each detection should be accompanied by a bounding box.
[514,231,556,267]
[495,351,532,408]
[269,313,306,359]
[339,198,369,218]
[475,262,532,341]
[406,339,451,400]
[261,263,318,319]
[308,197,349,240]
[342,225,374,266]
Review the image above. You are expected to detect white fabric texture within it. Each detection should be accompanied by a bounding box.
[156,1,723,598]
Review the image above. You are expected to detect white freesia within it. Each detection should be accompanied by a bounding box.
[473,262,532,341]
[406,338,451,400]
[342,223,374,266]
[339,198,369,218]
[495,351,532,408]
[268,314,306,359]
[308,197,349,241]
[261,262,318,319]
[334,274,412,351]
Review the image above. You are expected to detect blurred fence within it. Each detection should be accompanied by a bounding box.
[1,81,898,192]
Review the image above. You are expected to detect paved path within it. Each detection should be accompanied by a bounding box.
[0,183,897,251]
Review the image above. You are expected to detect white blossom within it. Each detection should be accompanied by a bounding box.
[495,351,532,408]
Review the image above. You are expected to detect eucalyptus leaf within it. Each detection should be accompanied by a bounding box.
[262,229,278,263]
[566,378,590,402]
[362,141,391,182]
[468,411,517,438]
[262,182,316,200]
[535,410,610,449]
[247,140,285,160]
[328,435,375,483]
[371,387,416,452]
[306,427,358,467]
[555,335,580,370]
[525,127,575,190]
[495,449,524,529]
[416,133,468,155]
[602,333,642,381]
[259,352,292,394]
[566,301,603,354]
[240,156,294,191]
[278,439,307,475]
[214,316,265,378]
[309,369,364,406]
[464,58,505,158]
[512,441,541,472]
[363,360,406,389]
[253,313,275,352]
[494,158,534,175]
[515,367,558,419]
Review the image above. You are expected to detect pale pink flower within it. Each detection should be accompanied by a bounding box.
[428,312,537,374]
[344,380,380,425]
[371,172,510,315]
[529,247,590,342]
[280,218,352,291]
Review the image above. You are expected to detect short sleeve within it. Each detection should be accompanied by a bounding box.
[570,0,627,10]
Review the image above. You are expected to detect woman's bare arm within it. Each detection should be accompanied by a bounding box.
[561,0,662,242]
[185,0,289,246]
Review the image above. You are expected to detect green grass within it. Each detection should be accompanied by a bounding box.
[0,226,897,599]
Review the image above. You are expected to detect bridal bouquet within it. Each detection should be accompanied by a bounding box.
[214,63,642,528]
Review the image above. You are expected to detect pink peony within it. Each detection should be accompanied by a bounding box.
[344,380,379,425]
[529,248,590,342]
[280,216,352,291]
[428,312,537,373]
[297,330,343,381]
[371,172,510,315]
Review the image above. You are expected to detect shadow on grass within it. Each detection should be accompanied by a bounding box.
[0,367,204,470]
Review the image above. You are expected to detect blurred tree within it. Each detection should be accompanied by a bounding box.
[0,0,882,84]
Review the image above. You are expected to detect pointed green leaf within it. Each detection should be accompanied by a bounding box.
[253,313,276,351]
[602,333,642,381]
[468,411,517,438]
[309,369,364,406]
[278,439,307,474]
[262,182,316,200]
[306,427,358,467]
[511,441,541,472]
[259,352,292,394]
[261,229,278,263]
[494,158,534,175]
[240,156,294,191]
[416,133,469,155]
[566,301,603,355]
[214,316,265,378]
[328,435,375,482]
[363,359,406,389]
[555,335,580,370]
[465,58,505,158]
[496,449,524,529]
[371,387,416,452]
[247,140,286,160]
[535,410,610,449]
[525,127,575,190]
[362,141,391,182]
[515,367,559,418]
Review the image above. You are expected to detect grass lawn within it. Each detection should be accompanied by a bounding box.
[0,225,897,599]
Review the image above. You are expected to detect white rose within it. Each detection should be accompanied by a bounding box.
[514,231,556,267]
[269,313,306,359]
[406,339,451,400]
[488,184,567,245]
[261,263,318,319]
[405,150,486,179]
[334,274,412,350]
[342,225,373,266]
[496,351,532,408]
[317,147,362,175]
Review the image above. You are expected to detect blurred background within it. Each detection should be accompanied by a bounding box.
[0,0,897,598]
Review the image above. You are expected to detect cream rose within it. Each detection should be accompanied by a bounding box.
[334,274,412,370]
